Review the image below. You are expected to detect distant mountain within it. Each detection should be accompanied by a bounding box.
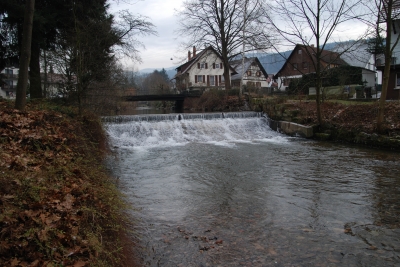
[138,66,176,79]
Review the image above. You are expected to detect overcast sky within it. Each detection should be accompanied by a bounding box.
[110,0,370,71]
[110,0,184,71]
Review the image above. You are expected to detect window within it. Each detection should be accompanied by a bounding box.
[247,71,252,76]
[396,73,400,88]
[298,50,302,54]
[210,75,215,86]
[256,71,261,77]
[195,75,204,83]
[303,62,308,69]
[5,69,12,75]
[198,62,207,69]
[256,82,261,88]
[293,63,298,70]
[213,63,220,69]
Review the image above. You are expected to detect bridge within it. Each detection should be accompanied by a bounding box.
[124,92,201,112]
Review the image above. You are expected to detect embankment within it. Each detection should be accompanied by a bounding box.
[249,96,400,151]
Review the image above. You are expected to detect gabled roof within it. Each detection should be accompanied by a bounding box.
[174,46,236,79]
[275,44,348,77]
[330,40,375,69]
[229,57,268,80]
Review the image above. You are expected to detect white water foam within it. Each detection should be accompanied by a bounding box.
[105,116,289,149]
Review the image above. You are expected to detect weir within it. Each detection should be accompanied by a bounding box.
[102,111,262,123]
[104,112,282,148]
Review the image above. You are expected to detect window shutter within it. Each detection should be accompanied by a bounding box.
[213,63,215,69]
[207,75,209,85]
[215,75,218,86]
[220,63,223,69]
[195,75,198,83]
[198,63,200,69]
[205,63,208,69]
[219,75,221,83]
[203,75,205,83]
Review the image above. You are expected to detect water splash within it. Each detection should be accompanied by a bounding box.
[104,113,287,149]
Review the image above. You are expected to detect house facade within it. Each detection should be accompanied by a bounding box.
[274,44,347,90]
[174,46,236,92]
[0,67,18,98]
[230,57,270,90]
[376,18,400,100]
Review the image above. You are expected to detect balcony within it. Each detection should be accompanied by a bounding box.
[3,74,18,79]
[2,84,16,90]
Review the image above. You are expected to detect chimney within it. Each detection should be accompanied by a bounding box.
[193,46,196,57]
[311,44,315,48]
[188,50,191,61]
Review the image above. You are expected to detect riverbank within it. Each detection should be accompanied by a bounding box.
[250,97,400,151]
[0,99,137,266]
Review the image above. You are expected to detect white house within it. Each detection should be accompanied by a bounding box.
[173,46,237,92]
[229,57,270,89]
[334,40,380,87]
[0,67,18,98]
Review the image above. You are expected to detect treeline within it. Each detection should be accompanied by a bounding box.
[0,0,155,114]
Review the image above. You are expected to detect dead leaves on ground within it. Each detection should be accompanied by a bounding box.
[0,102,115,266]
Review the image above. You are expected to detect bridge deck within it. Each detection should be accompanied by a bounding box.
[124,93,200,102]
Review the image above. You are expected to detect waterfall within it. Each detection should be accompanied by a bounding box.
[104,112,287,149]
[102,111,261,123]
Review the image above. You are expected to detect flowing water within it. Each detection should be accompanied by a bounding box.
[104,112,400,267]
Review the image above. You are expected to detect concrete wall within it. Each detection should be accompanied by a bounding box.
[264,115,313,138]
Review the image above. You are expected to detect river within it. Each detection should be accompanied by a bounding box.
[104,112,400,267]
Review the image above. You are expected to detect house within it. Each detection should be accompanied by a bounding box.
[376,2,400,100]
[332,40,379,89]
[41,72,71,98]
[173,46,237,92]
[229,57,271,90]
[274,44,347,91]
[0,67,18,98]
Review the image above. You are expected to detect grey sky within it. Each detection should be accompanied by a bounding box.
[110,0,184,71]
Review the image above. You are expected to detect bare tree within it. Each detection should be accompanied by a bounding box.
[15,0,35,111]
[267,0,366,126]
[176,0,274,90]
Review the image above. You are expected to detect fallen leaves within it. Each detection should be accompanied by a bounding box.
[0,100,123,266]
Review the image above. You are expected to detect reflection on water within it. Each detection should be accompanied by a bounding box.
[105,116,400,267]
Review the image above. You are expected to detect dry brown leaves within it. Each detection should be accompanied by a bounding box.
[0,101,115,266]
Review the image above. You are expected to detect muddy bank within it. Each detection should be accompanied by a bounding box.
[250,96,400,151]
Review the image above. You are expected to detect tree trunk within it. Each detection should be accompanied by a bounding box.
[29,41,42,99]
[15,0,35,111]
[43,50,47,98]
[377,0,393,132]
